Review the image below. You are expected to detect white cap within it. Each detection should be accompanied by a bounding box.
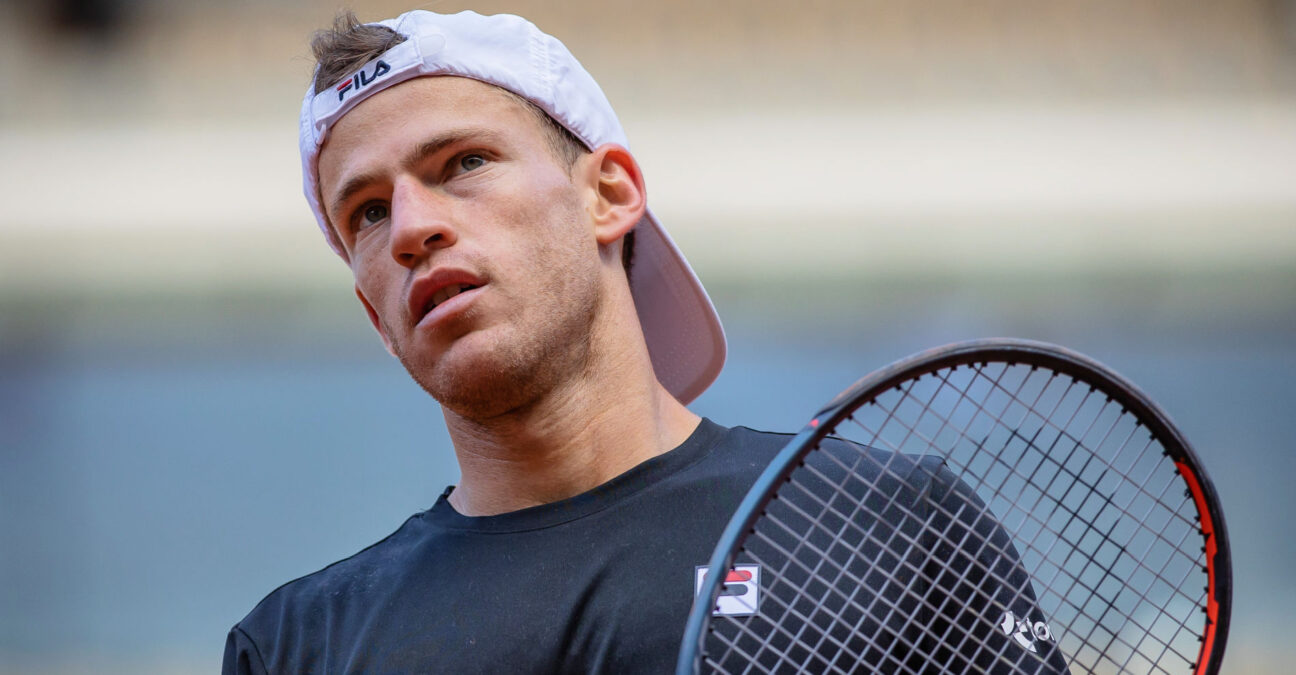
[299,10,725,403]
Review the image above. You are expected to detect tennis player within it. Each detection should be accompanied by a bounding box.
[223,9,1065,673]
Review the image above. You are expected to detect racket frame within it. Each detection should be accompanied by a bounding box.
[677,338,1231,675]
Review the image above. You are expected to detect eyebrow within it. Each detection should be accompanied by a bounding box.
[327,127,507,220]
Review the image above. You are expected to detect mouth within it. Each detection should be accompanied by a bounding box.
[408,269,487,329]
[424,283,481,317]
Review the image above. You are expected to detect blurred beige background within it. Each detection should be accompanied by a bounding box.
[2,0,1294,293]
[1,1,1293,673]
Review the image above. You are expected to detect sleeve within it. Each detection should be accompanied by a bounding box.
[223,625,270,675]
[921,463,1069,674]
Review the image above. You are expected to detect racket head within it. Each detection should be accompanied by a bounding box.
[678,338,1230,674]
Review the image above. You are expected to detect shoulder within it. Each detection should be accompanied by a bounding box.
[226,512,433,668]
[694,423,948,498]
[713,423,798,460]
[721,424,942,475]
[673,422,797,485]
[254,511,427,608]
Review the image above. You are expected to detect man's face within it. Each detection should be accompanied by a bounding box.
[317,76,602,418]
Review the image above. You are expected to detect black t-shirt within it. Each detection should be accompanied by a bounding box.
[223,420,1065,674]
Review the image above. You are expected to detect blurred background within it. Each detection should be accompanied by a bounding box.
[1,0,1293,672]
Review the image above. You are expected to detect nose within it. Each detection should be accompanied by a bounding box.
[388,178,458,268]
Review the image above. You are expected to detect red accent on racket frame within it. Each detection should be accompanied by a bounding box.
[1176,459,1220,675]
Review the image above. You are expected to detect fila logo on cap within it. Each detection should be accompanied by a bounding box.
[335,60,392,101]
[695,565,760,616]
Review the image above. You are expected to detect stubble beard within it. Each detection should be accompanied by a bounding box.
[390,242,605,422]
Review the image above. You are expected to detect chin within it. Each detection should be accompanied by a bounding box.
[426,366,537,420]
[393,281,601,420]
[401,332,558,420]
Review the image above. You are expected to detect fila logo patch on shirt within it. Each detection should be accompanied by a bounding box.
[695,564,760,616]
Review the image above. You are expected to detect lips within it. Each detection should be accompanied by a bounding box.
[408,269,486,327]
[428,283,477,310]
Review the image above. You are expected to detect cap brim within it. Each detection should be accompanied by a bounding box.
[630,208,726,404]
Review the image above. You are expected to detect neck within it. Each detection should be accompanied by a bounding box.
[440,279,701,517]
[444,381,699,516]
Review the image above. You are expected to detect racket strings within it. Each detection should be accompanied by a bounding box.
[716,509,964,673]
[790,471,1007,672]
[712,462,1004,671]
[879,363,1204,604]
[701,362,1210,674]
[709,454,970,672]
[853,370,1147,626]
[718,459,947,672]
[710,449,1050,673]
[904,365,1208,673]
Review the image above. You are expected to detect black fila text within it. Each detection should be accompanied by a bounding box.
[336,60,392,101]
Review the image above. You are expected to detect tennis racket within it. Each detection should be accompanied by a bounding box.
[679,338,1230,674]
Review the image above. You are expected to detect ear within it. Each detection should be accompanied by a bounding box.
[580,144,646,247]
[355,285,397,358]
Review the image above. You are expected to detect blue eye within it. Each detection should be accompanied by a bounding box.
[459,154,486,172]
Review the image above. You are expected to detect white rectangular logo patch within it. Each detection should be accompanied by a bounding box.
[695,564,760,616]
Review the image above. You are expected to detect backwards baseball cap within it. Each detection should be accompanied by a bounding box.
[298,10,725,403]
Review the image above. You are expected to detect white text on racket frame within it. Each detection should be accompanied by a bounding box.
[998,610,1055,653]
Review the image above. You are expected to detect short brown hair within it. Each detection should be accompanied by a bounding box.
[309,10,633,274]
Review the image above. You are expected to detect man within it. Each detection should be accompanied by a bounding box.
[224,9,1064,674]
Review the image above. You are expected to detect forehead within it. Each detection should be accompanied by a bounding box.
[318,75,543,180]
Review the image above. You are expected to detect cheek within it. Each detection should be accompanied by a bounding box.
[507,179,589,249]
[506,209,590,279]
[353,259,404,325]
